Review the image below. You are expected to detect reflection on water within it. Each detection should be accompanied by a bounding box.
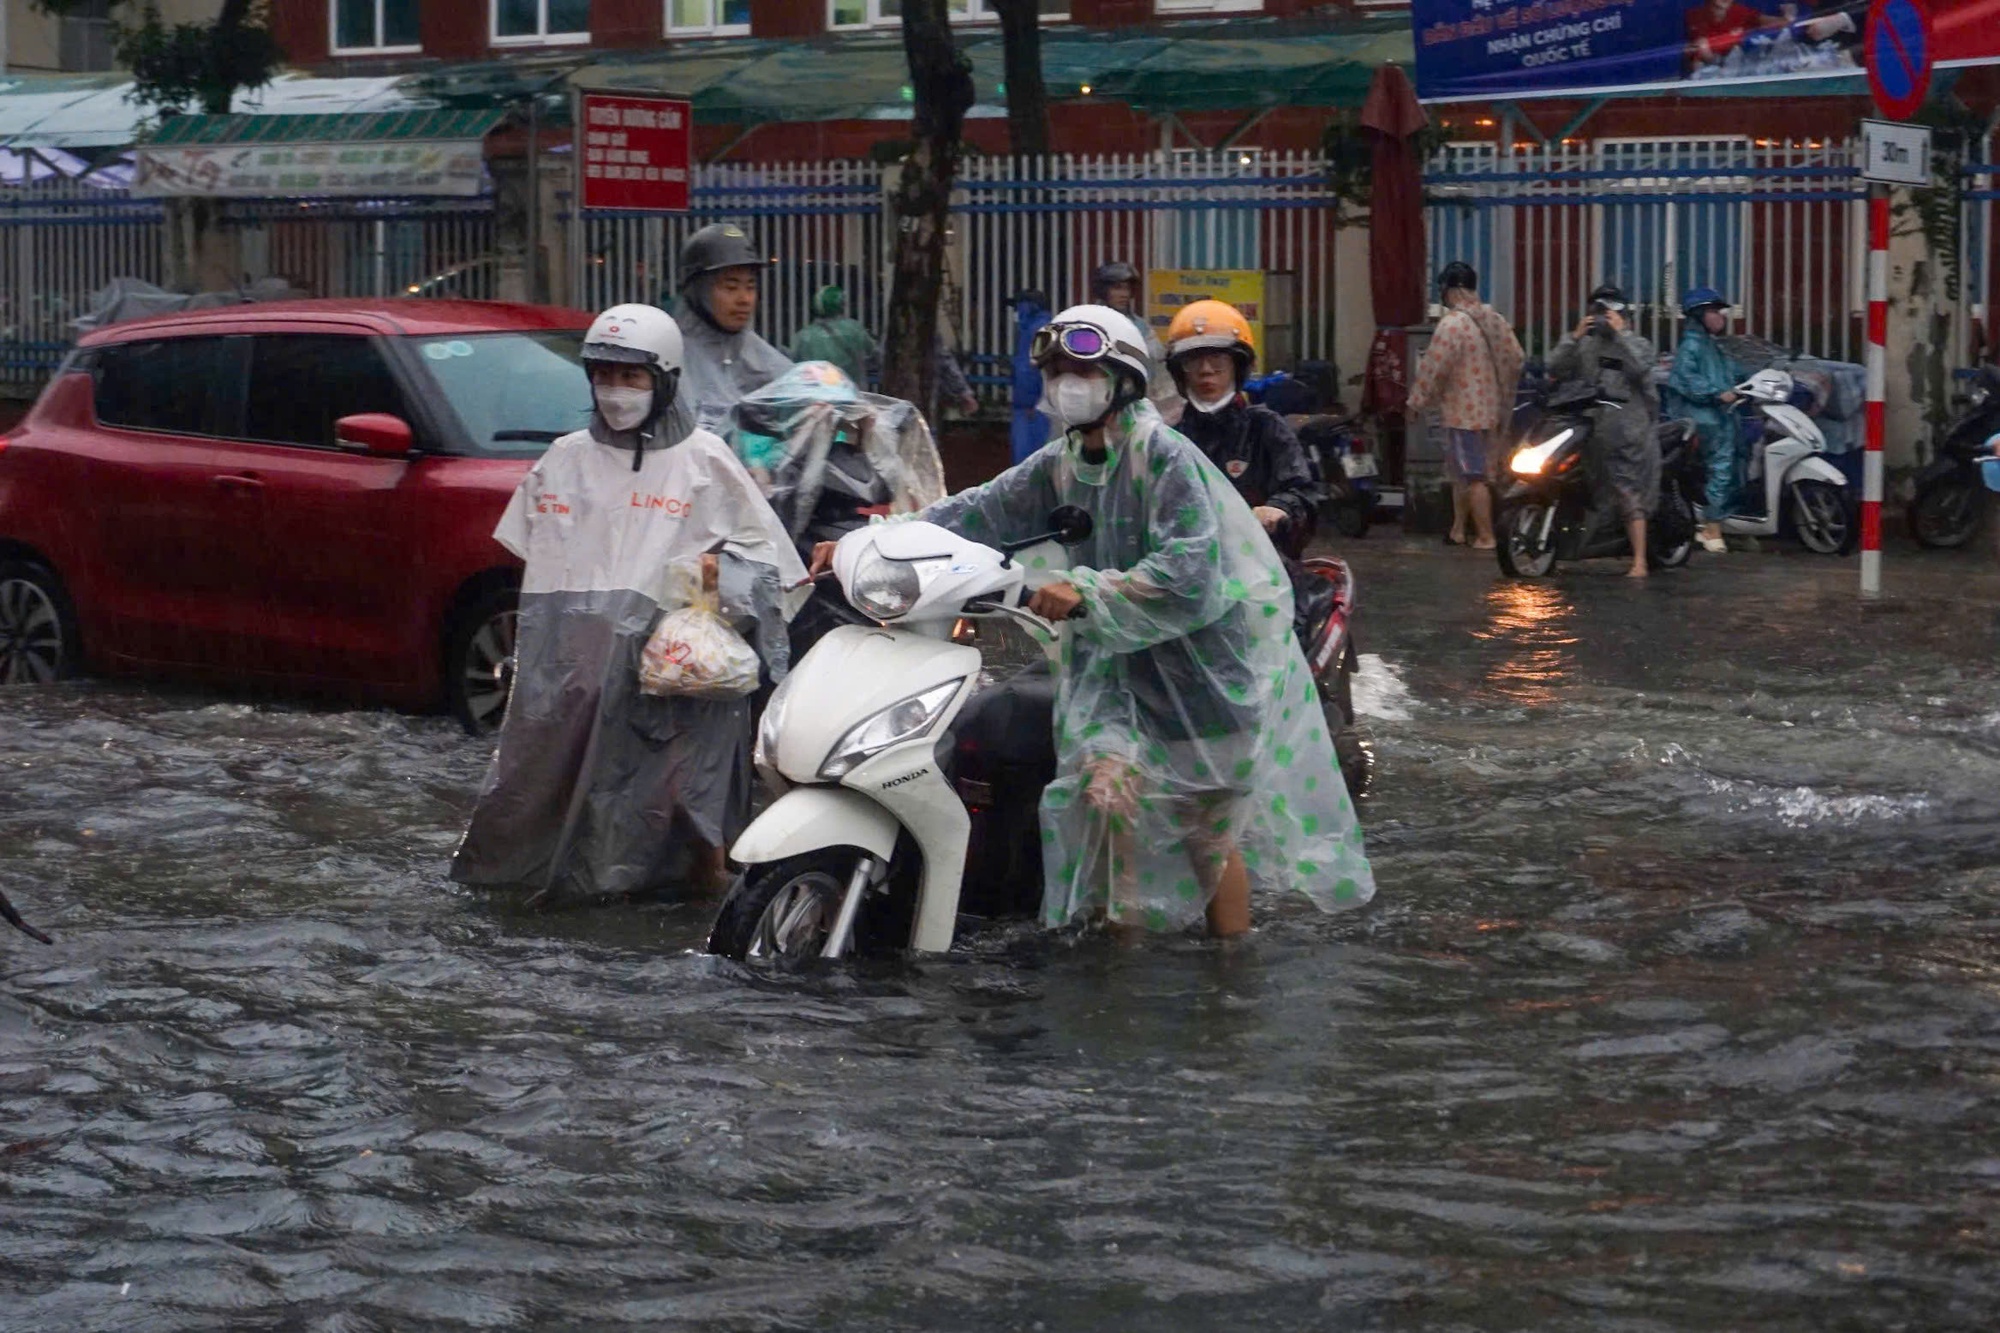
[1473,578,1578,707]
[3,543,1999,1330]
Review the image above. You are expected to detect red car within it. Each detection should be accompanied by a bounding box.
[0,298,594,730]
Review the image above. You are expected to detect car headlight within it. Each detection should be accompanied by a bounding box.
[849,550,922,620]
[1511,428,1574,475]
[754,670,798,769]
[820,678,964,780]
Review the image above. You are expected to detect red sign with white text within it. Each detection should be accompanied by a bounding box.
[578,93,692,213]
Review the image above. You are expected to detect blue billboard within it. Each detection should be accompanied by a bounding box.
[1411,0,1868,101]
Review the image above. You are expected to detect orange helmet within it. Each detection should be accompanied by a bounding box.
[1165,299,1256,376]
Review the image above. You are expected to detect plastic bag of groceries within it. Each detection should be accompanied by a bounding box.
[638,559,762,699]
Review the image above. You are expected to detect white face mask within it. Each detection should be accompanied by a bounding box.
[1189,389,1236,415]
[1042,372,1115,429]
[595,386,654,433]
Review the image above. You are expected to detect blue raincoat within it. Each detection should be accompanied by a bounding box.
[1667,325,1743,520]
[1010,298,1053,464]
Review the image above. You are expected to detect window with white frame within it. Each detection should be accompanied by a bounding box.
[333,0,421,52]
[830,0,1067,28]
[493,0,592,44]
[1154,0,1261,13]
[668,0,751,33]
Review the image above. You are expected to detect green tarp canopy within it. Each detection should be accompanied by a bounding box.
[146,108,508,147]
[411,17,1413,126]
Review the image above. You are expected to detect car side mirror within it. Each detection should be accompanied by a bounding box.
[1049,504,1093,547]
[336,413,414,458]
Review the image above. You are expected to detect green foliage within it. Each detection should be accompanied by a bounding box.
[1905,96,1988,305]
[1321,108,1450,221]
[31,0,284,119]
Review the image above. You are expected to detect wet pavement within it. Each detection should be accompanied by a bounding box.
[3,538,1998,1331]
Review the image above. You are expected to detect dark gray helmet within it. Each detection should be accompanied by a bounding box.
[1090,261,1139,300]
[1589,282,1629,310]
[678,223,763,288]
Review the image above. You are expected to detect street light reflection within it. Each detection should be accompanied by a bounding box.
[1476,580,1577,707]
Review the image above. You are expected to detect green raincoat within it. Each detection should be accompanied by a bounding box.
[919,400,1375,931]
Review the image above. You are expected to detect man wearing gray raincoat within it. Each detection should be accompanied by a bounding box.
[1549,283,1661,579]
[818,304,1374,936]
[451,304,807,902]
[664,223,793,437]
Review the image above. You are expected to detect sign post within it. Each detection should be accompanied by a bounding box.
[1857,0,1935,599]
[573,91,694,312]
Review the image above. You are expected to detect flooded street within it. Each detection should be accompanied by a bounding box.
[4,540,1999,1331]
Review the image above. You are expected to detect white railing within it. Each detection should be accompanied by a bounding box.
[0,177,165,384]
[1426,137,1867,364]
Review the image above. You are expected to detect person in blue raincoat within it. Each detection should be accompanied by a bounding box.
[1009,288,1053,463]
[1667,287,1744,552]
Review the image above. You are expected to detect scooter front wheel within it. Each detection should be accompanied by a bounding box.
[1496,502,1558,578]
[1909,474,1981,549]
[707,850,866,963]
[1790,479,1858,555]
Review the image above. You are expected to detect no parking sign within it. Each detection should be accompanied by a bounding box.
[1866,0,1935,121]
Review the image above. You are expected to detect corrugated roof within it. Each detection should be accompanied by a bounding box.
[147,108,507,147]
[0,73,433,149]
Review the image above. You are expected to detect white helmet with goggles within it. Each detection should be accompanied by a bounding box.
[1030,303,1152,397]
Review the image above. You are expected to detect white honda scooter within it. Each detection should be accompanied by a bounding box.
[1719,368,1856,554]
[704,508,1092,963]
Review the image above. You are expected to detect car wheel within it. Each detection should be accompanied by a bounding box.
[446,585,519,735]
[0,560,79,685]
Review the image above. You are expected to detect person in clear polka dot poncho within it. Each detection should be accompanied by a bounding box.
[915,304,1376,936]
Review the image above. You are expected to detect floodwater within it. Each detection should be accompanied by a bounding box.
[4,540,1998,1331]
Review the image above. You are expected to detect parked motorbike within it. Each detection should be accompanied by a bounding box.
[706,511,1369,964]
[1495,382,1702,578]
[1718,368,1856,555]
[1247,369,1380,539]
[1908,364,2000,548]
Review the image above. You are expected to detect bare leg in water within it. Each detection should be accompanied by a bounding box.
[1625,514,1648,579]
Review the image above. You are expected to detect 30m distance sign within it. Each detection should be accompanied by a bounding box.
[579,93,693,213]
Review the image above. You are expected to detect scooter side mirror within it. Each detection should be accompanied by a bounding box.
[1049,504,1093,547]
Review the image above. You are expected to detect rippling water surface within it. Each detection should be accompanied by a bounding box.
[4,542,1998,1331]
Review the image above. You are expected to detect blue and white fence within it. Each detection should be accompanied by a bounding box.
[1425,136,1869,363]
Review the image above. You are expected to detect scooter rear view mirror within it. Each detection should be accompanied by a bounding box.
[1050,505,1094,546]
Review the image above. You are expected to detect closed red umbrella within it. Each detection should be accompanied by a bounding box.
[1358,64,1429,483]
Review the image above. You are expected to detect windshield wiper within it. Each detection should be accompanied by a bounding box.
[491,429,565,443]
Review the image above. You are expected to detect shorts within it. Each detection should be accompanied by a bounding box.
[1441,428,1493,485]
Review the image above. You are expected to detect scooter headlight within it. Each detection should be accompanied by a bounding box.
[849,550,922,620]
[820,678,964,780]
[1511,428,1574,475]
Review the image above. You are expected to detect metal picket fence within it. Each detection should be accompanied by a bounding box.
[572,150,1344,398]
[224,197,498,302]
[1426,136,1867,363]
[0,177,164,386]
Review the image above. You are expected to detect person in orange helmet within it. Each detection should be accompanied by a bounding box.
[1163,299,1322,561]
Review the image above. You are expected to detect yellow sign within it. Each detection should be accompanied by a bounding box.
[1147,269,1266,364]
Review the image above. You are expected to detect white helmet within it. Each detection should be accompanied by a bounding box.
[582,303,683,373]
[1031,302,1152,396]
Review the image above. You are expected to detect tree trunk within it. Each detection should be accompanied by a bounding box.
[881,0,975,416]
[201,0,255,114]
[992,0,1050,160]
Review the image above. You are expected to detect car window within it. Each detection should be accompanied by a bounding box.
[244,335,409,449]
[409,331,591,458]
[93,337,236,436]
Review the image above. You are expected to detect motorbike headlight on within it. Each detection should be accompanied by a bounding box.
[820,678,964,781]
[849,550,922,620]
[1511,428,1574,475]
[754,670,799,769]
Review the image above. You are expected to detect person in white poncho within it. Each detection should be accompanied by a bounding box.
[451,304,807,902]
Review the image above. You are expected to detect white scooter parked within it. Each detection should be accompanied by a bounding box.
[705,507,1092,963]
[1719,368,1856,554]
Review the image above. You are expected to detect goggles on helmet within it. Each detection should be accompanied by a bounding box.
[1030,321,1113,367]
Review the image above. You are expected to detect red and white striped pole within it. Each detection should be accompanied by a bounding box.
[1862,183,1889,597]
